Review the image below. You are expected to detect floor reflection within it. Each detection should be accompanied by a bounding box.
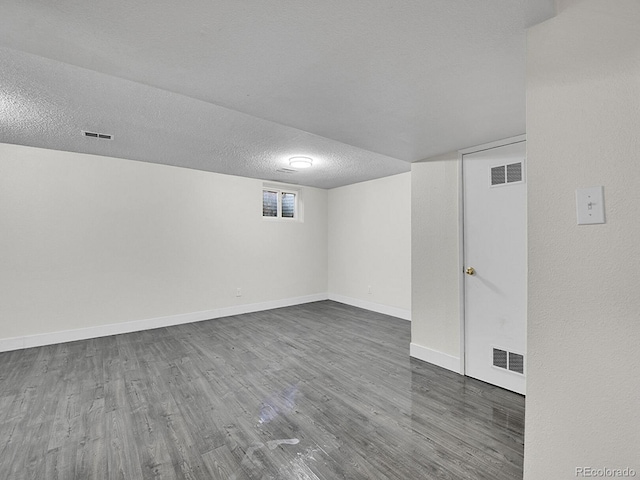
[408,358,525,479]
[0,301,525,480]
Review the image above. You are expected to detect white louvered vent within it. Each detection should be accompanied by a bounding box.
[493,348,508,369]
[83,130,113,140]
[490,161,524,187]
[493,347,525,375]
[508,352,524,374]
[491,166,506,186]
[506,162,522,183]
[275,168,297,174]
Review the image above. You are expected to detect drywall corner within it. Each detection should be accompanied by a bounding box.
[411,152,461,361]
[328,172,411,315]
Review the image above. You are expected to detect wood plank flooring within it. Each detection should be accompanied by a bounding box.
[0,301,525,479]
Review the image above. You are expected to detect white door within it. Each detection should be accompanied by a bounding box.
[463,140,527,395]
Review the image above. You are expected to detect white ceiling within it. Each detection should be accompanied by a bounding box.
[0,0,555,188]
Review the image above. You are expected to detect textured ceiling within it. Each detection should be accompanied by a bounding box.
[0,0,555,188]
[0,47,409,189]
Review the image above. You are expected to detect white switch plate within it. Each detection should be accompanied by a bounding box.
[576,186,605,225]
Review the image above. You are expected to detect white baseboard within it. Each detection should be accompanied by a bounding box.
[328,293,411,321]
[0,293,328,353]
[410,342,462,374]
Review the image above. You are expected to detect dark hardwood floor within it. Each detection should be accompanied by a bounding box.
[0,301,524,479]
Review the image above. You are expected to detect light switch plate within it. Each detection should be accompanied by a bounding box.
[576,186,605,225]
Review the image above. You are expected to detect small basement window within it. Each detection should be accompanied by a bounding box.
[263,190,279,217]
[262,186,300,220]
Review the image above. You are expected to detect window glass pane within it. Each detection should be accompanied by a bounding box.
[281,192,295,218]
[263,190,278,217]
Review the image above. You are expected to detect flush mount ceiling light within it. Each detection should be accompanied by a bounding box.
[289,156,313,169]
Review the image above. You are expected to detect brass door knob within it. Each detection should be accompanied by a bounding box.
[465,267,475,276]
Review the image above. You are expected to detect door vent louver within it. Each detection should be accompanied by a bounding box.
[83,130,113,140]
[493,347,525,375]
[506,162,522,183]
[493,348,508,369]
[508,352,524,374]
[490,161,523,187]
[491,166,506,186]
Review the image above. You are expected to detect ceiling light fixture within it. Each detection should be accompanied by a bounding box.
[289,156,313,169]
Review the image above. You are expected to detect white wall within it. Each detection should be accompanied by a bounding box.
[410,153,461,371]
[0,143,328,347]
[525,1,640,478]
[328,173,411,319]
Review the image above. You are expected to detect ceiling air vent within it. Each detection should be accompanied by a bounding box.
[83,130,113,140]
[276,168,296,174]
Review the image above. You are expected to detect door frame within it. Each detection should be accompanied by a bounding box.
[457,134,527,376]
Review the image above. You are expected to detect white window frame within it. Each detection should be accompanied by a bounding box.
[262,184,302,222]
